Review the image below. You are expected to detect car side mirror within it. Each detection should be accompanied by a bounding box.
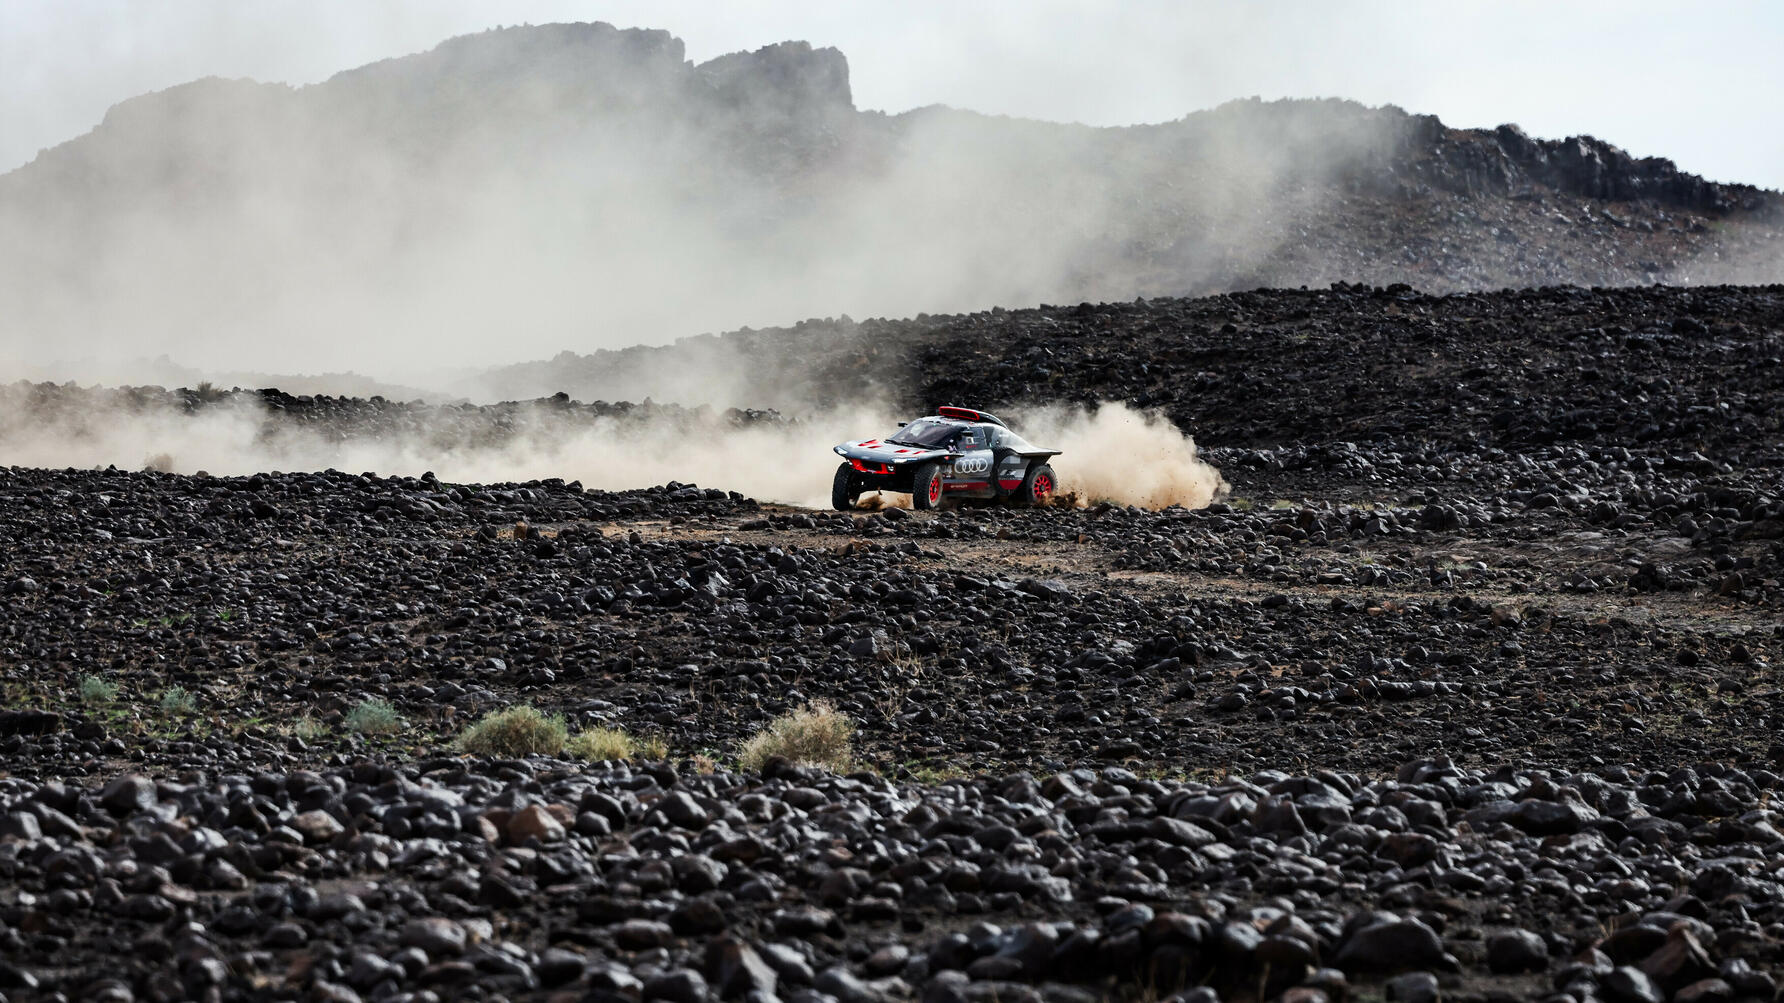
[896,421,907,427]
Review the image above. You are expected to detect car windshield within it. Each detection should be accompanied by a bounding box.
[887,419,959,448]
[1001,429,1037,451]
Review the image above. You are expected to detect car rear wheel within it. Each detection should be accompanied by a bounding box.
[1016,463,1057,507]
[911,462,944,511]
[831,462,859,511]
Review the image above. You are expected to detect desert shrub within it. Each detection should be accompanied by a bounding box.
[567,726,635,762]
[345,698,404,736]
[739,701,855,773]
[159,686,196,714]
[566,727,671,762]
[79,675,119,706]
[457,705,567,757]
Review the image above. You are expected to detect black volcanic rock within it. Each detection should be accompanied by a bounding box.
[3,756,1780,999]
[697,39,852,116]
[1404,121,1766,214]
[4,273,1784,1000]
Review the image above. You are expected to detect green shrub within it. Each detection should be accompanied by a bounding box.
[456,705,567,757]
[344,697,404,736]
[739,701,855,773]
[79,675,119,706]
[159,686,196,714]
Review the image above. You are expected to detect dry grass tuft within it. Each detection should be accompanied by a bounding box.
[739,701,855,774]
[567,727,670,762]
[457,705,567,757]
[567,726,634,762]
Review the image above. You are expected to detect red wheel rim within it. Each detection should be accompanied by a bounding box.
[929,478,941,504]
[1034,474,1053,498]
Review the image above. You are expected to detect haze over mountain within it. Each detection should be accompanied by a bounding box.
[2,20,1780,397]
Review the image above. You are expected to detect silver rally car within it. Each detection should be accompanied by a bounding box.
[831,406,1061,510]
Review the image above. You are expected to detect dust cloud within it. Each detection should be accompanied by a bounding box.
[0,388,887,508]
[1013,403,1229,510]
[0,388,1224,511]
[0,22,1420,392]
[1669,222,1784,287]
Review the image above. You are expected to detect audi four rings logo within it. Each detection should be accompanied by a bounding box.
[953,457,991,474]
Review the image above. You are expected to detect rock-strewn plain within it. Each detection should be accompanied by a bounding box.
[3,282,1783,1002]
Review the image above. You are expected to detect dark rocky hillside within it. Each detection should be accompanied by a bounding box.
[480,284,1784,459]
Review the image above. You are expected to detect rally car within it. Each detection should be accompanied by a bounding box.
[832,406,1061,510]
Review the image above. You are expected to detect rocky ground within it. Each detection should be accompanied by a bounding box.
[4,282,1784,1001]
[479,283,1784,426]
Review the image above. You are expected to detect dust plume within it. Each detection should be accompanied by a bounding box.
[1667,222,1784,286]
[0,386,1224,511]
[1013,403,1229,510]
[0,22,1422,393]
[0,386,888,508]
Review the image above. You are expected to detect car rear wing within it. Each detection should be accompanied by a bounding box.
[936,405,1007,427]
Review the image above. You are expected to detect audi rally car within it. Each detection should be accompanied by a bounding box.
[832,406,1061,510]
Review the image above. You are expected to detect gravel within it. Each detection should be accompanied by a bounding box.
[2,283,1782,999]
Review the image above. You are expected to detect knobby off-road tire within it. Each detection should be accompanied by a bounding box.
[832,463,859,511]
[1016,463,1057,507]
[911,462,945,511]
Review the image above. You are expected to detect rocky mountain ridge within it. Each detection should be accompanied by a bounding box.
[18,24,1769,217]
[3,21,1781,385]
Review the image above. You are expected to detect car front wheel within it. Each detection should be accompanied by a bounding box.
[911,463,944,511]
[832,462,859,511]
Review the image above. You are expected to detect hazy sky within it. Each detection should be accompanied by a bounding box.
[4,0,1782,189]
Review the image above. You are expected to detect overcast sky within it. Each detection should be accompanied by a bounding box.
[4,0,1782,190]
